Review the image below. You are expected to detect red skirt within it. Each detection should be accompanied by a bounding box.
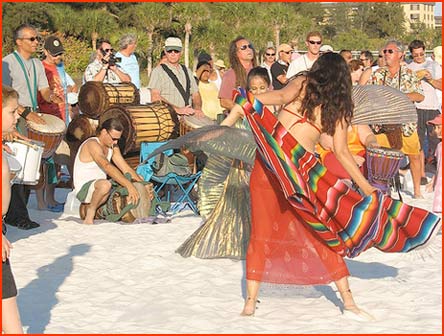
[247,158,349,285]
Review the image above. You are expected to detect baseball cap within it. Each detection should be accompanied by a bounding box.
[320,44,334,53]
[44,36,65,56]
[164,37,182,52]
[427,114,442,125]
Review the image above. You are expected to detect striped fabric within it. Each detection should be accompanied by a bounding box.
[234,88,441,258]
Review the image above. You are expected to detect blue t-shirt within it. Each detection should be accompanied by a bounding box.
[115,52,140,89]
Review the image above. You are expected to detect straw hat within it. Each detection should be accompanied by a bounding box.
[214,59,226,69]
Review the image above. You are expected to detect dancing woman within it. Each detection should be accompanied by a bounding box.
[222,52,440,320]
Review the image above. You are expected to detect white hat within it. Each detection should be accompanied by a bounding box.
[320,44,333,53]
[214,59,226,69]
[164,37,182,51]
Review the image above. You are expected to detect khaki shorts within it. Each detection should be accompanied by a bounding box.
[375,130,421,155]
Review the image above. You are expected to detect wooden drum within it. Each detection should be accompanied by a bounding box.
[26,113,66,159]
[78,81,140,119]
[179,115,216,136]
[99,102,180,155]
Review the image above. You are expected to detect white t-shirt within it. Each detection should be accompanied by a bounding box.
[407,59,442,110]
[286,54,316,79]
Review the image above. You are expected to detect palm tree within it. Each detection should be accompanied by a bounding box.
[119,3,170,77]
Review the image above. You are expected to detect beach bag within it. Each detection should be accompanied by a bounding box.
[152,152,191,177]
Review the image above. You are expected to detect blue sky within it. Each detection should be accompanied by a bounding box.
[435,2,441,15]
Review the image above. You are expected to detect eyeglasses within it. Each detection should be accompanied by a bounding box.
[103,48,114,53]
[383,49,399,54]
[20,36,40,42]
[360,58,368,61]
[280,51,293,55]
[166,49,181,54]
[265,53,275,56]
[238,44,253,51]
[106,130,120,141]
[412,53,425,58]
[308,40,322,45]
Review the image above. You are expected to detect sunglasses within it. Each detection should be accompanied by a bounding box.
[265,53,276,56]
[166,49,181,54]
[106,130,120,141]
[360,58,368,61]
[412,53,425,58]
[308,40,322,45]
[103,48,114,53]
[281,50,293,55]
[238,44,253,51]
[20,36,40,42]
[378,55,384,58]
[383,49,398,54]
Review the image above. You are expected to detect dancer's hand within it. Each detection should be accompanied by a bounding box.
[2,234,12,262]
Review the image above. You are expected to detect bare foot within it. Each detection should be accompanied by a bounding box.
[83,205,95,225]
[340,289,375,321]
[240,297,258,316]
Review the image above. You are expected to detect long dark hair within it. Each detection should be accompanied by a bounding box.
[228,36,257,89]
[301,52,353,136]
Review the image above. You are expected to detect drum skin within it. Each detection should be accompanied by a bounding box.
[78,81,140,119]
[26,113,66,159]
[99,102,180,155]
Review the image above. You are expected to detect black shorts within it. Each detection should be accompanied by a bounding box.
[2,258,18,299]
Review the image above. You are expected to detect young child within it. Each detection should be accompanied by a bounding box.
[426,114,442,213]
[2,85,23,333]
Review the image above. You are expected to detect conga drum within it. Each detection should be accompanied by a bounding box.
[99,102,180,155]
[366,147,405,194]
[78,81,140,119]
[26,113,66,159]
[179,115,216,136]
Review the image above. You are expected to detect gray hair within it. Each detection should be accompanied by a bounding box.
[385,39,404,53]
[119,34,137,50]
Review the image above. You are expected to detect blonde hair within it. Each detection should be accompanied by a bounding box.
[2,85,19,107]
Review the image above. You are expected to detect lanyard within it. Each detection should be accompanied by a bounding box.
[13,51,38,111]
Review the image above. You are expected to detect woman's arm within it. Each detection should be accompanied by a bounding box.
[332,120,376,196]
[221,104,245,127]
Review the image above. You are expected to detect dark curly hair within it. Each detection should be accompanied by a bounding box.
[300,52,353,136]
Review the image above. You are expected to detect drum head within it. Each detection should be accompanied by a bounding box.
[67,115,96,142]
[27,113,66,134]
[99,106,137,155]
[183,115,216,129]
[78,82,108,119]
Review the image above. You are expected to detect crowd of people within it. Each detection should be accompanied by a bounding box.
[2,23,442,331]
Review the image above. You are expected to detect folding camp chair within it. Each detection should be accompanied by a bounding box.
[137,141,201,215]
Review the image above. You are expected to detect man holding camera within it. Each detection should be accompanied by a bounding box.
[83,39,131,84]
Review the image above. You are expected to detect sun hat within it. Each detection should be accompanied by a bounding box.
[164,37,182,52]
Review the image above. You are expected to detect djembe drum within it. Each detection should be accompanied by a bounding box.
[79,181,154,223]
[99,102,180,155]
[26,113,66,159]
[366,147,405,194]
[78,81,139,119]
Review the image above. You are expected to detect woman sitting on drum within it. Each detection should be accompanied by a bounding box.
[73,118,142,224]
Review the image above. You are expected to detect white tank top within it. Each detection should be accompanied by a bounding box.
[73,137,113,192]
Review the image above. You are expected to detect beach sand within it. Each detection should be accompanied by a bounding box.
[6,184,442,334]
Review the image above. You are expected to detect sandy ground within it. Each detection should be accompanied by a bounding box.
[5,182,442,334]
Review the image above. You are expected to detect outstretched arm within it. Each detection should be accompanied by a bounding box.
[332,120,376,196]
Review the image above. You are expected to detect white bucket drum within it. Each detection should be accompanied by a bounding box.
[5,139,44,185]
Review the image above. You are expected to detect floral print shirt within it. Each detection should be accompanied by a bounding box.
[371,65,423,95]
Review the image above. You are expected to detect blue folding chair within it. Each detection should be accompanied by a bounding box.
[137,141,201,215]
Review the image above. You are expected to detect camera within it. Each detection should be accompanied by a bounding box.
[101,49,122,67]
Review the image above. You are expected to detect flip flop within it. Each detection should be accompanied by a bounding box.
[47,204,64,212]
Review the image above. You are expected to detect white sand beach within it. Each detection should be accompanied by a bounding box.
[6,183,442,334]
